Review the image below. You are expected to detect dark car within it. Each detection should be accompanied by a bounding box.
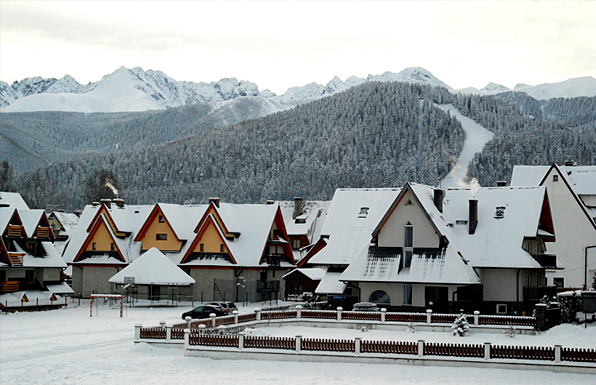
[181,304,228,319]
[206,301,238,314]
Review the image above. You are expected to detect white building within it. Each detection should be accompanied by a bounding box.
[511,163,596,289]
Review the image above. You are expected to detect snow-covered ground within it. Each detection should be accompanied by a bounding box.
[1,302,595,385]
[438,104,494,188]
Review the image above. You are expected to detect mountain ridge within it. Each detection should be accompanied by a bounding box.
[5,66,591,113]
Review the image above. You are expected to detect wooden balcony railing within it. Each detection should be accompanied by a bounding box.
[8,253,24,266]
[36,227,52,239]
[6,225,24,238]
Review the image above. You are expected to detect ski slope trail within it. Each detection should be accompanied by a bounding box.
[437,104,494,188]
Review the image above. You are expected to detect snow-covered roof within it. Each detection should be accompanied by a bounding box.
[0,207,17,235]
[307,188,401,265]
[282,267,326,281]
[50,211,80,231]
[341,183,549,285]
[0,192,29,210]
[18,209,45,238]
[511,164,596,196]
[278,200,330,241]
[63,203,152,264]
[315,272,347,294]
[411,183,546,269]
[46,282,75,294]
[109,247,195,285]
[65,201,294,269]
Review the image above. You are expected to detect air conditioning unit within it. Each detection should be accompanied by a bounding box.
[496,304,507,315]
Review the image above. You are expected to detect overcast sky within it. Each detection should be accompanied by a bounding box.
[1,1,595,94]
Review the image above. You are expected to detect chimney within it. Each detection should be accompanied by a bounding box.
[113,198,124,208]
[293,197,304,219]
[469,199,478,235]
[265,200,275,205]
[209,197,220,208]
[496,181,507,187]
[433,189,444,213]
[100,199,111,208]
[564,160,576,167]
[92,202,100,207]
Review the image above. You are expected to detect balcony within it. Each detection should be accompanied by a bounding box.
[532,253,557,269]
[35,227,52,239]
[265,254,282,267]
[6,225,24,238]
[524,286,557,301]
[8,253,24,266]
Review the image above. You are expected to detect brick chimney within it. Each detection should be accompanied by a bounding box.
[469,199,478,235]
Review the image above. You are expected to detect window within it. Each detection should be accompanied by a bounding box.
[260,270,267,282]
[110,243,115,251]
[158,215,165,223]
[369,290,390,304]
[404,224,413,247]
[220,244,225,252]
[405,199,413,206]
[553,175,558,182]
[292,239,301,249]
[358,207,369,218]
[403,284,412,305]
[496,304,507,314]
[156,234,167,240]
[200,243,204,252]
[553,277,564,288]
[92,242,96,250]
[405,251,413,268]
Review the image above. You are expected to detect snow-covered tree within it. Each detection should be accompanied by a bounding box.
[452,312,470,337]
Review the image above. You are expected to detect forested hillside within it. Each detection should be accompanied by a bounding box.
[4,81,595,210]
[459,94,596,186]
[11,82,464,209]
[0,96,279,172]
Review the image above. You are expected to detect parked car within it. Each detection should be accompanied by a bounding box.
[352,302,380,312]
[181,304,228,319]
[206,301,238,314]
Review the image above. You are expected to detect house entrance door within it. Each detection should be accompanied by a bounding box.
[425,286,448,313]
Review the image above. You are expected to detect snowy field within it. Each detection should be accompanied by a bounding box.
[1,302,595,385]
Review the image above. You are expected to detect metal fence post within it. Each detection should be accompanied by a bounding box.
[417,340,424,357]
[337,306,343,321]
[239,333,245,350]
[426,309,432,324]
[355,337,361,355]
[166,325,172,341]
[474,311,480,326]
[381,308,386,323]
[134,324,142,342]
[484,342,491,360]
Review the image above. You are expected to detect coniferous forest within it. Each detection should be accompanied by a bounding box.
[1,81,595,210]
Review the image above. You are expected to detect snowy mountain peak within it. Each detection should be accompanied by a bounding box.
[480,82,510,92]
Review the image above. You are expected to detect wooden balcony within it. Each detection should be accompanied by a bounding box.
[36,227,52,239]
[532,254,557,269]
[8,253,25,266]
[1,281,19,293]
[6,225,24,238]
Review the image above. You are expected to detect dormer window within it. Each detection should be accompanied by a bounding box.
[495,206,506,219]
[358,207,369,218]
[158,215,165,223]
